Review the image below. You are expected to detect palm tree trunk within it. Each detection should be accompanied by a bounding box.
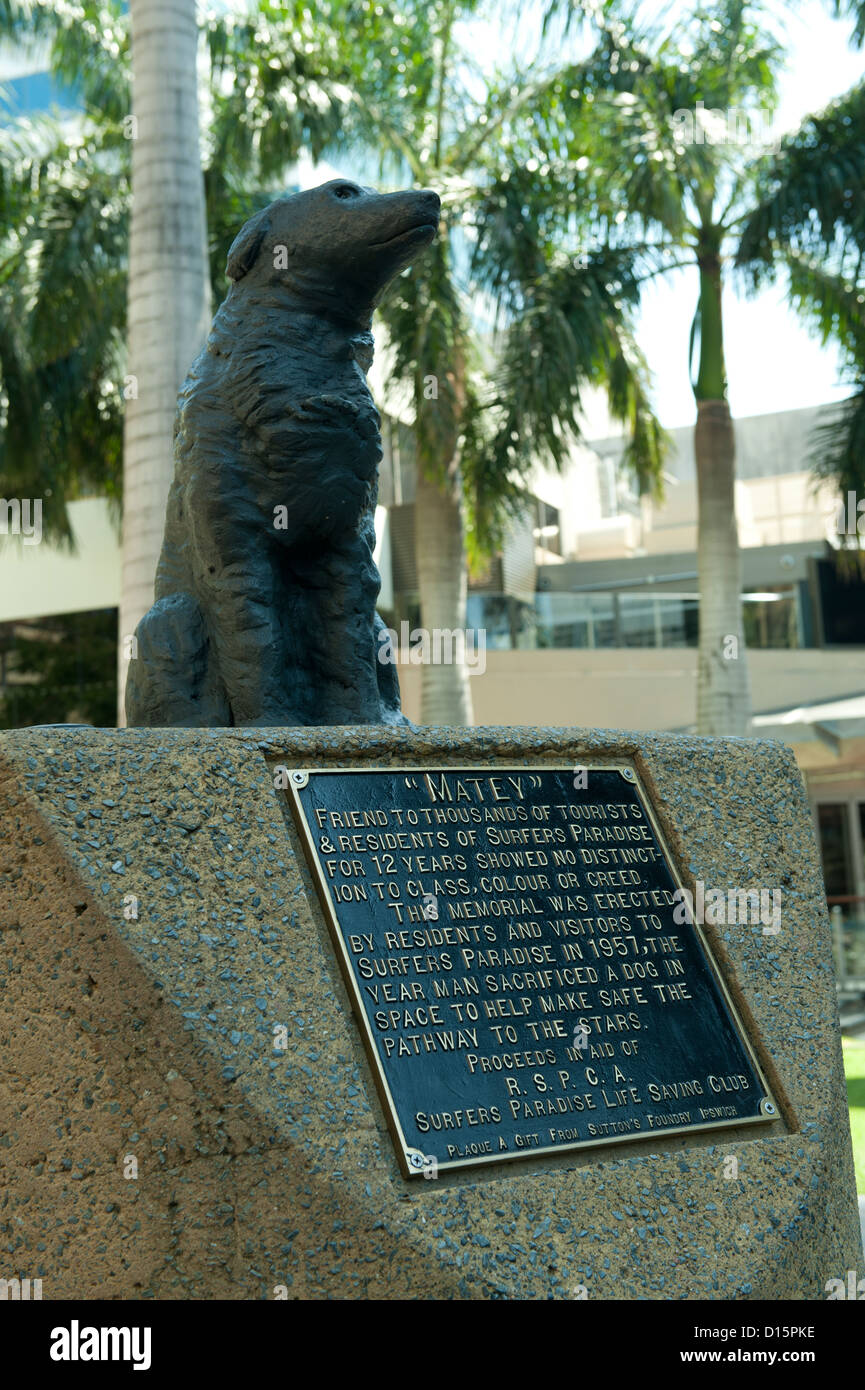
[118,0,210,723]
[694,243,751,736]
[695,400,750,734]
[414,463,474,726]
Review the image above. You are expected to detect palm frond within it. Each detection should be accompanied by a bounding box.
[375,229,468,485]
[781,248,865,358]
[811,381,865,501]
[737,80,865,278]
[1,1,130,125]
[832,0,865,47]
[0,116,127,543]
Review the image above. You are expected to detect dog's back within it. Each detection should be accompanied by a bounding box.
[126,179,439,728]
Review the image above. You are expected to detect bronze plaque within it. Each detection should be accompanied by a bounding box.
[285,764,778,1177]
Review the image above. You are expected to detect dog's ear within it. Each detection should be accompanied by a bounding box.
[226,209,271,281]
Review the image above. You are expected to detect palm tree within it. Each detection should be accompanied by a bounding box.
[0,1,291,556]
[0,5,130,545]
[120,0,210,721]
[833,0,865,42]
[0,1,210,724]
[0,120,127,543]
[737,4,865,511]
[4,0,665,729]
[208,0,665,724]
[539,0,790,736]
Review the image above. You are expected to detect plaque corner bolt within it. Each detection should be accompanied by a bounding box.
[289,770,309,788]
[620,767,637,783]
[760,1098,778,1117]
[406,1148,427,1174]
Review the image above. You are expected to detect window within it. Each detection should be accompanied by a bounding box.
[817,804,853,898]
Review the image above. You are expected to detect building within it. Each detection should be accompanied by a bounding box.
[381,403,865,987]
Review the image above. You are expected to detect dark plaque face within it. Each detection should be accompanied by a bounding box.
[285,765,778,1177]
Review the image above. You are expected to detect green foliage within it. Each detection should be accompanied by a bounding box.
[0,120,127,543]
[842,1037,865,1192]
[1,0,669,565]
[738,81,865,278]
[736,12,865,503]
[208,0,666,561]
[540,1,785,413]
[6,0,865,551]
[205,1,349,181]
[17,0,852,566]
[2,2,130,125]
[0,4,131,543]
[787,249,865,505]
[0,608,117,727]
[833,0,865,47]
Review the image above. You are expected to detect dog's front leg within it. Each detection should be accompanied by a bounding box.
[186,480,303,726]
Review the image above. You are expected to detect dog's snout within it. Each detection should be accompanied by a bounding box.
[418,188,441,214]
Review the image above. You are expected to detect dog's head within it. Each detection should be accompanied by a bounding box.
[225,179,440,324]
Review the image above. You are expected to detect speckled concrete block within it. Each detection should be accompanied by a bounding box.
[0,725,859,1300]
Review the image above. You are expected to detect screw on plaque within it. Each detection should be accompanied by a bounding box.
[760,1098,777,1117]
[406,1149,427,1173]
[290,771,309,788]
[620,767,637,783]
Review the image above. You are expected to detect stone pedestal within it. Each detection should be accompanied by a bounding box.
[0,725,859,1299]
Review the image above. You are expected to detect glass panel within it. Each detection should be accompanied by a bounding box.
[466,595,537,652]
[828,899,865,984]
[618,594,657,648]
[459,588,802,651]
[742,589,800,649]
[858,803,865,877]
[817,804,853,898]
[533,592,617,649]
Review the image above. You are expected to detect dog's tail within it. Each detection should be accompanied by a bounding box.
[125,592,230,727]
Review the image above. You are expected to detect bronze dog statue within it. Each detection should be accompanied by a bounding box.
[126,179,440,727]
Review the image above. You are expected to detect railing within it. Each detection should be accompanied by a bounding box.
[465,586,805,651]
[827,896,865,990]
